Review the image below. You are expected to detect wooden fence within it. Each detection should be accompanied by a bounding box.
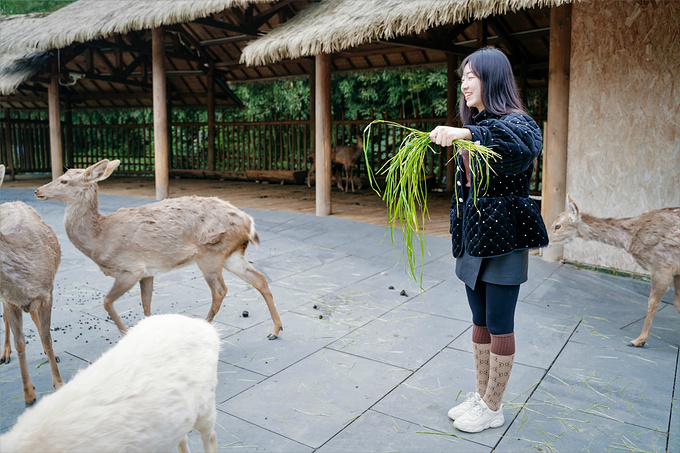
[0,114,543,195]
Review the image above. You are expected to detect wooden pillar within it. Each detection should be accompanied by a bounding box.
[152,27,169,200]
[48,74,63,180]
[3,109,13,179]
[207,62,215,171]
[446,54,458,193]
[542,4,572,261]
[315,53,332,216]
[64,97,73,168]
[309,61,316,162]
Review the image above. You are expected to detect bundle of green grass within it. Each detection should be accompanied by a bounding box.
[363,120,500,288]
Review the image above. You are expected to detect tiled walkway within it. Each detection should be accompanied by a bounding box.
[1,188,677,452]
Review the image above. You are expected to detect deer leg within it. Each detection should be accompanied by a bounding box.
[224,251,282,340]
[1,307,11,364]
[307,162,314,188]
[629,270,672,347]
[5,304,35,405]
[177,437,190,453]
[140,276,154,317]
[195,403,218,453]
[196,253,228,323]
[34,299,64,390]
[104,273,141,335]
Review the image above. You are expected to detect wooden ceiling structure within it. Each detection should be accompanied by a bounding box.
[1,0,555,111]
[0,0,568,228]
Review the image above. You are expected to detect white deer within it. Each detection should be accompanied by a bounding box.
[0,314,220,453]
[34,159,282,339]
[0,164,64,405]
[548,194,680,347]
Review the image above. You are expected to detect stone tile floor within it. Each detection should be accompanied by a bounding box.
[0,188,677,452]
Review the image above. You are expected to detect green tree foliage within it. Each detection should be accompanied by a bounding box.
[0,0,74,15]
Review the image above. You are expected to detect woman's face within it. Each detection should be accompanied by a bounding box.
[461,64,484,112]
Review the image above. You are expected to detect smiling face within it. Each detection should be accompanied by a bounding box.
[461,64,484,112]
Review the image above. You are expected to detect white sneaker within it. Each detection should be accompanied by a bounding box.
[453,398,504,433]
[447,392,480,420]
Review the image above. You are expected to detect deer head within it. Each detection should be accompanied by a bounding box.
[548,194,582,244]
[35,159,120,203]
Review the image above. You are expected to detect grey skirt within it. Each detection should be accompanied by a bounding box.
[455,249,528,290]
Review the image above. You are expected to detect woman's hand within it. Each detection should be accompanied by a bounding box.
[429,126,472,146]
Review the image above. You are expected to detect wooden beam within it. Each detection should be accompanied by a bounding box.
[192,17,258,36]
[315,53,332,216]
[542,4,572,261]
[48,74,64,180]
[152,27,169,200]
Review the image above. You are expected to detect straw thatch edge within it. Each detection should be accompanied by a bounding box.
[241,0,574,66]
[1,0,271,53]
[0,51,51,95]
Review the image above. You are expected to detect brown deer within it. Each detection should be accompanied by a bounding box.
[35,159,283,340]
[307,134,364,192]
[548,194,680,347]
[0,164,64,405]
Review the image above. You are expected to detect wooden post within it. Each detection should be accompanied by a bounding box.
[309,61,316,163]
[446,54,458,193]
[152,27,169,200]
[207,62,215,171]
[315,52,332,216]
[64,97,73,168]
[3,109,13,179]
[542,4,572,261]
[48,74,63,180]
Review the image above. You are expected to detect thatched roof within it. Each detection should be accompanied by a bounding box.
[0,51,51,95]
[241,0,572,66]
[0,0,270,53]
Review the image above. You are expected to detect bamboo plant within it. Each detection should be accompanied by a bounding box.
[362,120,500,288]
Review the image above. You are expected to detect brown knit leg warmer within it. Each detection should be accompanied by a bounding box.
[472,325,491,396]
[483,332,515,412]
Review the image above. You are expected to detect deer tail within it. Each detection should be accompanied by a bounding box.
[248,220,260,248]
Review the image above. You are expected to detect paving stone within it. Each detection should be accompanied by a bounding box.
[219,348,411,449]
[316,409,485,453]
[495,397,670,453]
[328,306,469,370]
[533,340,676,430]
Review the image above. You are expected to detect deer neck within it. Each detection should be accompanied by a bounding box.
[63,185,104,255]
[578,213,634,251]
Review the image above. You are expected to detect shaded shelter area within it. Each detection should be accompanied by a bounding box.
[0,0,552,201]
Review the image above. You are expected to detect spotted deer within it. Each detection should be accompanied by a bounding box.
[548,194,680,347]
[0,164,64,405]
[307,134,364,192]
[35,159,282,340]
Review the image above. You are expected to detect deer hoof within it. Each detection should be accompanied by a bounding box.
[0,356,10,364]
[627,340,645,347]
[56,355,60,363]
[25,398,36,407]
[267,333,278,340]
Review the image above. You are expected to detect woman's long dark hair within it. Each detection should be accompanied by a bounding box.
[459,47,525,126]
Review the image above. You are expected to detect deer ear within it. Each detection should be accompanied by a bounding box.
[0,164,5,187]
[567,194,580,220]
[82,159,120,183]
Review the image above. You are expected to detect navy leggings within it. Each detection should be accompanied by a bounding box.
[465,281,520,335]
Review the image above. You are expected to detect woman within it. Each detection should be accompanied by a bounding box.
[430,47,548,433]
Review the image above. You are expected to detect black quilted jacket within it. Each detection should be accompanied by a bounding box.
[450,111,549,258]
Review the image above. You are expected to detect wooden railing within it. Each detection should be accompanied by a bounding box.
[0,113,543,195]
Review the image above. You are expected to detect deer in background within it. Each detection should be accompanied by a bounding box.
[35,159,283,340]
[0,164,64,406]
[548,194,680,347]
[307,134,364,192]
